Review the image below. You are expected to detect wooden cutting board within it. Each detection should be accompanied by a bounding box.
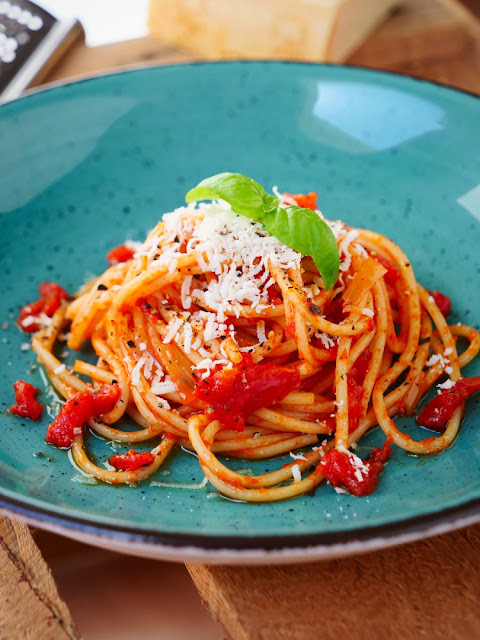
[1,1,480,638]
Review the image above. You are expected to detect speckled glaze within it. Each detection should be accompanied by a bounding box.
[0,63,479,563]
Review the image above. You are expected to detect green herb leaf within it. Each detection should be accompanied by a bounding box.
[186,173,340,290]
[186,172,278,220]
[263,206,339,290]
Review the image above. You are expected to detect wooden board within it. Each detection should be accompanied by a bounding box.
[0,1,478,639]
[188,524,480,640]
[0,517,80,640]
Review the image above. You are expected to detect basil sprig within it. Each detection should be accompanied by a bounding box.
[186,173,339,290]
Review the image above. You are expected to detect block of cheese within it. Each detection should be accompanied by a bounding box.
[148,0,402,62]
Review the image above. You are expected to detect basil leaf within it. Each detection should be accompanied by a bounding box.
[263,206,339,290]
[186,172,279,220]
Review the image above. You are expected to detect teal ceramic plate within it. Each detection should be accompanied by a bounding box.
[0,63,479,564]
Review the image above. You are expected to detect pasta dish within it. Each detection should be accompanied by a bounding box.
[11,173,480,502]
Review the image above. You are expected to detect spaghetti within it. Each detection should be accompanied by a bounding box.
[16,180,480,501]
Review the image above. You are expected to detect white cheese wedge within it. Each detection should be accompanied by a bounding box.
[149,0,400,63]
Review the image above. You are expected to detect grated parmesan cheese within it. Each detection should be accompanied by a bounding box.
[437,378,455,393]
[426,353,445,368]
[151,376,177,395]
[337,228,359,273]
[150,201,302,322]
[315,331,337,349]
[291,464,302,483]
[290,451,307,461]
[131,354,148,386]
[337,444,369,483]
[163,318,183,344]
[181,275,193,309]
[256,320,267,344]
[54,364,66,375]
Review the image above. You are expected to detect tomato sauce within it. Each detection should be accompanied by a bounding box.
[374,254,400,286]
[320,439,391,496]
[109,449,155,471]
[416,376,480,431]
[46,384,120,448]
[10,380,43,421]
[193,353,300,430]
[18,282,69,333]
[284,192,318,211]
[107,244,135,263]
[428,289,451,317]
[347,350,371,432]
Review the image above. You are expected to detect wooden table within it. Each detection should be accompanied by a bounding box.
[2,1,480,638]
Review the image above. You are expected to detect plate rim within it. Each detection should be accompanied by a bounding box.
[3,58,480,107]
[1,493,480,563]
[1,60,479,562]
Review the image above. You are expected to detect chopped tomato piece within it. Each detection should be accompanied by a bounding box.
[284,192,318,210]
[351,349,371,382]
[320,439,391,496]
[46,384,120,448]
[428,289,451,317]
[416,376,480,431]
[369,438,392,466]
[10,380,43,421]
[137,297,159,317]
[266,282,282,304]
[346,350,371,432]
[18,282,69,333]
[374,254,400,286]
[109,449,155,471]
[107,244,135,263]
[347,378,365,433]
[193,353,300,431]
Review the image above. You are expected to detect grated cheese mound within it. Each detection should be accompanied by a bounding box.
[131,198,366,378]
[136,201,302,322]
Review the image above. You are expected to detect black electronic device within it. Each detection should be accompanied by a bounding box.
[0,0,84,101]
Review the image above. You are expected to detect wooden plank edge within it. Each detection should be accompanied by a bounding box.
[0,516,81,640]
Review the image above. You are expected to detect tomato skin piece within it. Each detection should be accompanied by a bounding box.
[320,439,391,497]
[368,438,392,466]
[109,449,155,471]
[91,384,121,415]
[18,282,69,333]
[46,385,120,448]
[320,449,378,496]
[10,380,43,421]
[193,354,301,431]
[284,192,318,210]
[347,378,364,433]
[428,289,451,317]
[346,350,371,432]
[38,283,69,316]
[416,376,480,431]
[107,244,135,263]
[374,254,400,286]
